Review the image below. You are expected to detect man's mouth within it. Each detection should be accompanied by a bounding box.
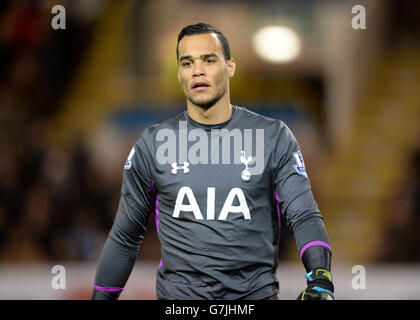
[191,81,210,91]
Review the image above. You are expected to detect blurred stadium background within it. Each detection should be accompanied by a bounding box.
[0,0,419,299]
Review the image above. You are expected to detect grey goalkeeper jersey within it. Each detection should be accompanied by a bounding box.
[93,105,331,299]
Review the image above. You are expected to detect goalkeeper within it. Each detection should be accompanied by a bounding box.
[92,23,334,300]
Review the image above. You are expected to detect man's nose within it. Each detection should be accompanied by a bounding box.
[192,61,205,78]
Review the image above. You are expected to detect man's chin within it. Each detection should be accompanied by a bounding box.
[188,97,217,109]
[187,92,225,109]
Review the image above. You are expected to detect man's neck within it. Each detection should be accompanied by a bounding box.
[187,99,232,125]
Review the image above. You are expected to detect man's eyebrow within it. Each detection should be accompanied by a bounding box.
[201,53,219,59]
[179,55,192,62]
[179,53,219,62]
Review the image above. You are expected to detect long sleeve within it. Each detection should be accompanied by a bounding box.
[92,129,156,299]
[273,122,331,271]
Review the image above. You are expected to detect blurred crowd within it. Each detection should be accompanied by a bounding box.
[0,0,120,262]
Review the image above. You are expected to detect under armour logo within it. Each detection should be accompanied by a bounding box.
[240,151,252,182]
[171,162,190,174]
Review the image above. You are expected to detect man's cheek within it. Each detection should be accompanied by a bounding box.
[180,79,189,92]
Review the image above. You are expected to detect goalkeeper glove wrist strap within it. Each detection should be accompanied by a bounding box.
[305,268,334,294]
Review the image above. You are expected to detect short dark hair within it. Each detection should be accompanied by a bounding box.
[176,23,231,62]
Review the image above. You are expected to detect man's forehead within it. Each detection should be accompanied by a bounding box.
[178,33,223,57]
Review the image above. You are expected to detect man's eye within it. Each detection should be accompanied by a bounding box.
[182,61,191,67]
[206,59,215,64]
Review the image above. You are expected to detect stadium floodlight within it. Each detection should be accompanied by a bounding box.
[252,25,301,63]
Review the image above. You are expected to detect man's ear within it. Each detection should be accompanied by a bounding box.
[227,58,236,78]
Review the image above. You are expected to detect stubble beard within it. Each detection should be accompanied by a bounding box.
[186,85,227,110]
